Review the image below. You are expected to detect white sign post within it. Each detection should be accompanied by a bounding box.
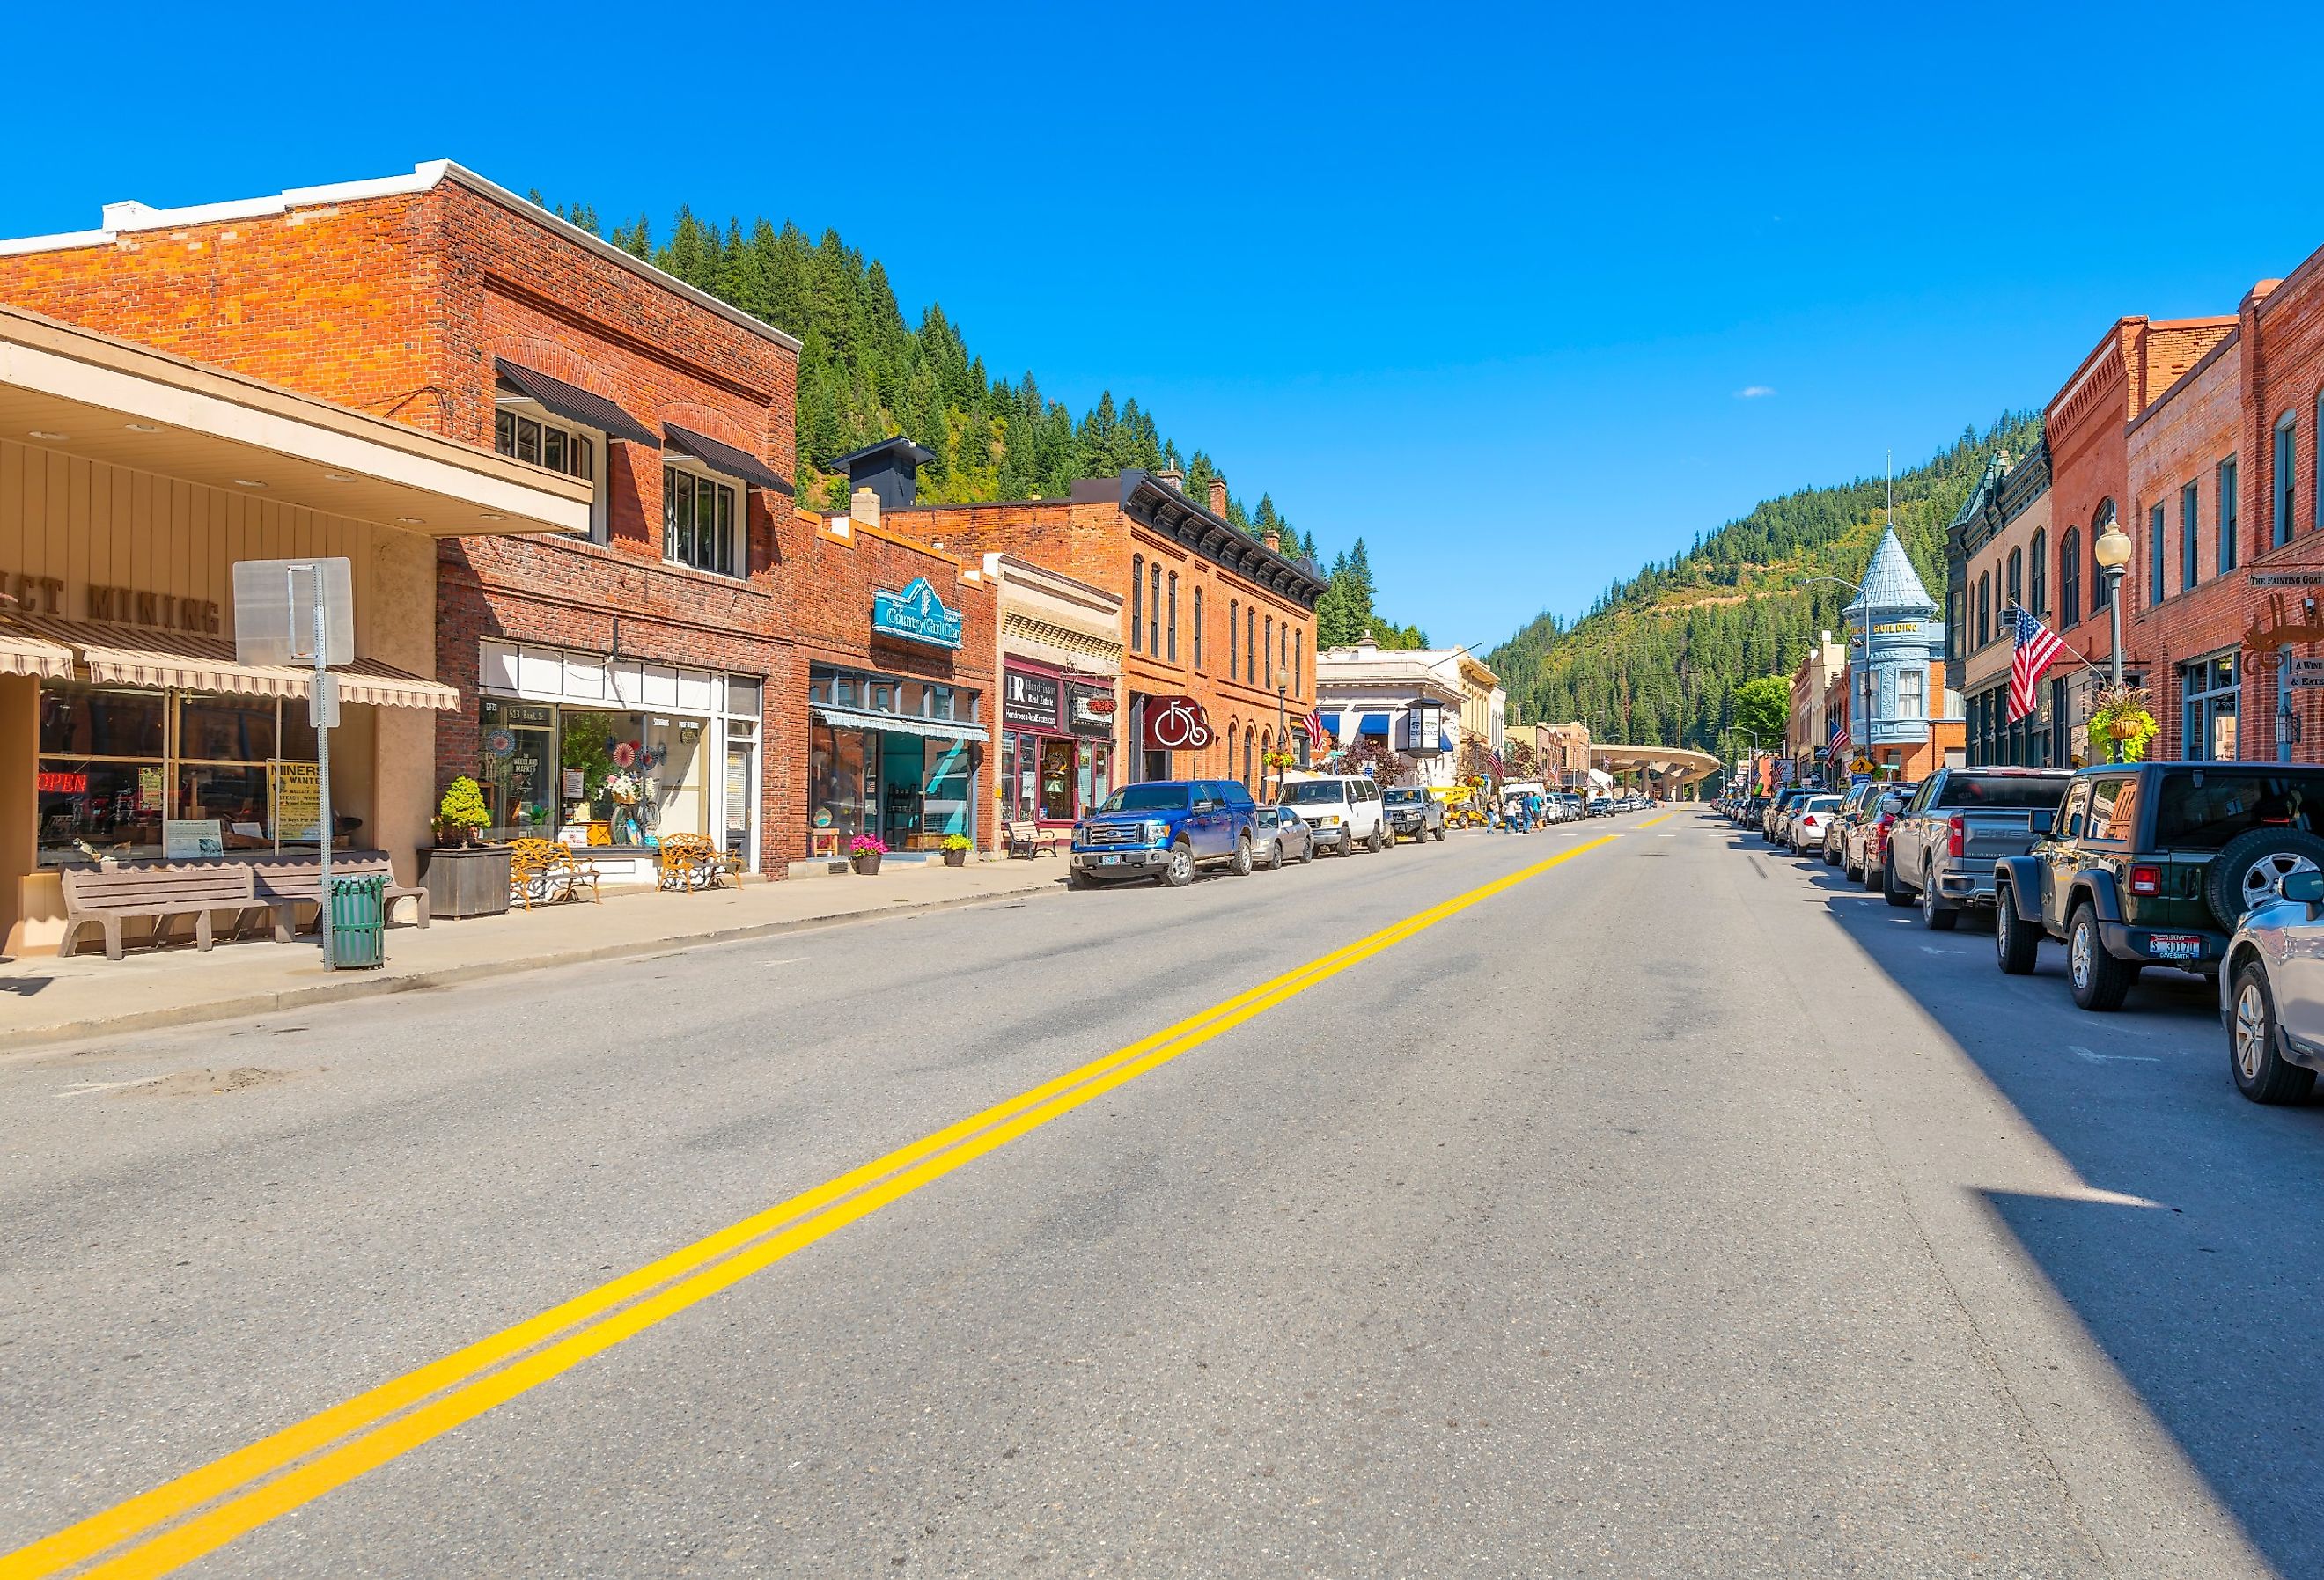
[233,559,354,968]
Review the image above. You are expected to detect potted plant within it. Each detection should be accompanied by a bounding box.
[849,834,887,875]
[940,832,973,868]
[433,775,491,847]
[420,775,511,919]
[2088,683,2159,763]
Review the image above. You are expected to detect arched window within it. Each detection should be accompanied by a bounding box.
[2281,409,2301,547]
[2091,500,2116,611]
[1292,629,1303,697]
[1260,728,1271,787]
[2005,549,2022,614]
[1129,555,1144,652]
[1149,562,1162,654]
[1166,571,1179,663]
[1243,727,1255,790]
[1229,599,1239,675]
[1247,606,1258,683]
[1263,614,1274,687]
[1192,587,1204,670]
[1976,572,1991,648]
[2061,529,2082,627]
[2030,529,2048,616]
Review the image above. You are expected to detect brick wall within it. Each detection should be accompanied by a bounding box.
[2127,335,2244,758]
[783,511,998,855]
[891,492,1320,789]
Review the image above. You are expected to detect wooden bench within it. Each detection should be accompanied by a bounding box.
[1004,820,1065,858]
[60,863,261,961]
[247,852,429,941]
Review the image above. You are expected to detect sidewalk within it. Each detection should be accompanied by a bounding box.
[0,859,1066,1053]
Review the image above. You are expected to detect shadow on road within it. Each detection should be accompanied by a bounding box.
[1720,812,2324,1574]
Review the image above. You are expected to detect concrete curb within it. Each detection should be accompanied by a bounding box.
[4,878,1064,1055]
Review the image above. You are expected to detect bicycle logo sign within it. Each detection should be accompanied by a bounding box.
[1143,695,1214,751]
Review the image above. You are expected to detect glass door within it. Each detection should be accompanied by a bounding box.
[724,738,756,867]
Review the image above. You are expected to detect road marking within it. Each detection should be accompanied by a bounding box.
[3,835,1619,1580]
[2067,1044,2163,1065]
[1638,812,1673,828]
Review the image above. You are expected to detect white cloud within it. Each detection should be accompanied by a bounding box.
[1734,386,1776,400]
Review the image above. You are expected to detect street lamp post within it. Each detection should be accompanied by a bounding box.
[1273,664,1291,798]
[2092,518,2132,761]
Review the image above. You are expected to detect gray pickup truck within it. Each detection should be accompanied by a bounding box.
[1883,767,2074,930]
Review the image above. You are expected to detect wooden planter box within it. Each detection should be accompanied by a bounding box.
[420,844,512,919]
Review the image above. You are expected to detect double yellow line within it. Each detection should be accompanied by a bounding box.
[6,834,1615,1578]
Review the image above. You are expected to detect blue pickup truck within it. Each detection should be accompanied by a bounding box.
[1070,778,1260,888]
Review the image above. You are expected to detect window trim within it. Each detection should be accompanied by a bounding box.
[1129,555,1144,653]
[2150,501,2166,605]
[2030,528,2048,616]
[2276,411,2297,547]
[2060,527,2082,626]
[661,459,741,578]
[496,397,605,539]
[1192,585,1204,671]
[1166,571,1179,664]
[2181,481,2200,593]
[2220,455,2239,573]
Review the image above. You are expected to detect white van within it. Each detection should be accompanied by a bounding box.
[1278,775,1389,856]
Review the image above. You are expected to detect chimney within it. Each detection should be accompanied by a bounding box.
[849,486,881,530]
[1207,476,1228,518]
[1155,462,1186,493]
[831,436,935,511]
[1262,527,1282,553]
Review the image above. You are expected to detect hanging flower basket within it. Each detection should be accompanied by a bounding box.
[2089,684,2159,762]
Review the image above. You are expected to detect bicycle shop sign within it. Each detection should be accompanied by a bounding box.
[871,577,965,650]
[1141,694,1215,751]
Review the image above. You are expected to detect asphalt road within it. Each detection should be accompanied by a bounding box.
[2,812,2313,1577]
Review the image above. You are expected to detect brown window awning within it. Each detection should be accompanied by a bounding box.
[495,358,659,448]
[665,423,791,494]
[4,615,460,710]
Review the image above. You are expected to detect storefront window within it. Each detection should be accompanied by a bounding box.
[1038,739,1077,821]
[812,720,871,841]
[34,680,320,864]
[479,699,558,840]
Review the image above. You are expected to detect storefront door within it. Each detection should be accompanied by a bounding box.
[880,734,924,846]
[724,738,756,866]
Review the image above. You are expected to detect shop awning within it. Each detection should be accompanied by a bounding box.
[665,423,791,494]
[1352,712,1390,737]
[495,358,659,447]
[0,624,75,678]
[813,704,989,743]
[4,614,460,710]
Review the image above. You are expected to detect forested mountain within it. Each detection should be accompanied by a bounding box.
[533,195,1423,642]
[1489,412,2044,755]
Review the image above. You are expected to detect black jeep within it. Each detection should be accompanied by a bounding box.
[1993,761,2324,1010]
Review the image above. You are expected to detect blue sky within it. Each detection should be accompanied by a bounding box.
[7,2,2321,649]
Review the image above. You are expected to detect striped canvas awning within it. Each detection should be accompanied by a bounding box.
[4,615,460,710]
[0,624,74,678]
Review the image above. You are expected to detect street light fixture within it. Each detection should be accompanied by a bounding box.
[2092,518,2132,687]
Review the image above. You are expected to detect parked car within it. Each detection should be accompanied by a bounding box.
[1821,781,1883,865]
[1886,767,2075,929]
[2222,866,2324,1103]
[1250,805,1315,869]
[1278,775,1389,856]
[1996,761,2324,1010]
[1383,785,1447,842]
[1845,783,1919,885]
[1070,778,1261,888]
[1763,787,1813,843]
[1791,793,1843,855]
[1586,797,1615,818]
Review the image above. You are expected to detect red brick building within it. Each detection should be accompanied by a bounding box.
[879,468,1325,793]
[2042,315,2236,758]
[0,161,994,874]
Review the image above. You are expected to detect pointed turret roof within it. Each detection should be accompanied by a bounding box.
[1843,527,1938,617]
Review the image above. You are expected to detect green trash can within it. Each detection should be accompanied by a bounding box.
[327,873,387,970]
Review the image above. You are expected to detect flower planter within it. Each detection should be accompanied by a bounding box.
[942,848,967,868]
[851,853,883,876]
[419,843,512,918]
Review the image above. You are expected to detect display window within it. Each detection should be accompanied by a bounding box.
[809,665,985,853]
[478,698,710,849]
[1004,730,1114,823]
[33,680,323,863]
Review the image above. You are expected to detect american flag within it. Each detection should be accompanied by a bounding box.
[1828,710,1847,754]
[1305,708,1327,743]
[2008,604,2065,722]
